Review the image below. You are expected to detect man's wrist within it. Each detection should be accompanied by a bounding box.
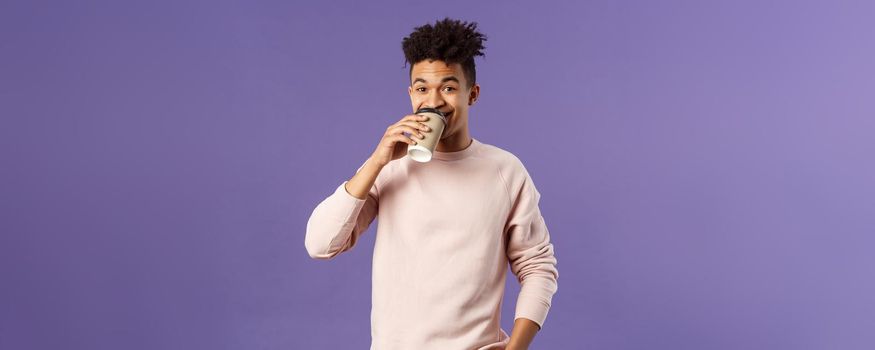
[366,155,387,169]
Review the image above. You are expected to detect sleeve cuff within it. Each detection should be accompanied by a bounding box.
[513,278,557,329]
[514,299,549,329]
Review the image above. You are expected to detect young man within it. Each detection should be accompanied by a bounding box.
[305,18,558,350]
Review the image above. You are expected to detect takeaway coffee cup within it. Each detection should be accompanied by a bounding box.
[407,107,448,162]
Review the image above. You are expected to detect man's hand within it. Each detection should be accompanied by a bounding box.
[369,114,432,167]
[345,114,431,199]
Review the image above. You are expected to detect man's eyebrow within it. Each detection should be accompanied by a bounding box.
[413,76,460,85]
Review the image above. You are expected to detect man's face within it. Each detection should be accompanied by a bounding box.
[408,60,479,140]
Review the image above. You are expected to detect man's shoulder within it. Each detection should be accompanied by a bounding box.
[475,140,537,199]
[476,139,527,172]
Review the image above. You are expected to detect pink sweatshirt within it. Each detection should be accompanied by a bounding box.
[305,138,559,350]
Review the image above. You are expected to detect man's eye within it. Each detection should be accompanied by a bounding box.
[416,87,426,92]
[443,86,456,92]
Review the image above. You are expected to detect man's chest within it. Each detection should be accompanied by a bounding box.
[379,168,510,234]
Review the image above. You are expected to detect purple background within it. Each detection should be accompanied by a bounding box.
[2,0,874,349]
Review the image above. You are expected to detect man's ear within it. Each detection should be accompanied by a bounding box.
[468,84,480,105]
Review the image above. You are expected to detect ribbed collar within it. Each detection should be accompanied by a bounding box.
[431,138,480,161]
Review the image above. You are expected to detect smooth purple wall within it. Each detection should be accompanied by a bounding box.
[2,0,874,349]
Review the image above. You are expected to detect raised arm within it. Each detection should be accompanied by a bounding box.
[305,113,431,259]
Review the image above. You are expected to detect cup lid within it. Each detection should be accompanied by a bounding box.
[415,107,445,117]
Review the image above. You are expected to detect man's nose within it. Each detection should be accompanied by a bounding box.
[424,90,445,108]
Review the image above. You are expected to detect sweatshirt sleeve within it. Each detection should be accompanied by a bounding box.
[503,161,559,329]
[304,163,379,259]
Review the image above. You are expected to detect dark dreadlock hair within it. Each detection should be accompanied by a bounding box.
[401,17,487,89]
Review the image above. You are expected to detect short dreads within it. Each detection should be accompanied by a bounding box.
[402,17,487,89]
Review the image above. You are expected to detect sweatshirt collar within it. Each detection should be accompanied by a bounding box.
[432,138,480,161]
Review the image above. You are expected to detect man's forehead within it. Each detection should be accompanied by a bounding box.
[410,61,464,83]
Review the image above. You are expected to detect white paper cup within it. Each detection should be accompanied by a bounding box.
[407,108,447,162]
